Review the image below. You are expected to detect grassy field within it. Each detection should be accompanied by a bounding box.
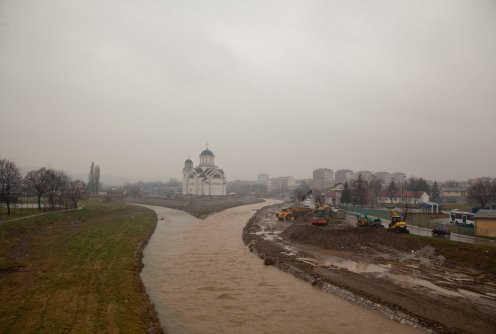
[0,198,161,334]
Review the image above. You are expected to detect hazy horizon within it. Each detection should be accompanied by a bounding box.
[1,0,495,185]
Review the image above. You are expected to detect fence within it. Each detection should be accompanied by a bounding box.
[0,196,69,222]
[338,204,391,220]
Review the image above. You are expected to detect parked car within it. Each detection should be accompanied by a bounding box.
[432,223,451,238]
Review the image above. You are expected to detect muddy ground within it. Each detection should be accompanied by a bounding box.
[243,203,496,334]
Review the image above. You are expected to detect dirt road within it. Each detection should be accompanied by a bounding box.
[243,204,496,334]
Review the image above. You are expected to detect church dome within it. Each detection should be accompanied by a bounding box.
[184,158,193,168]
[200,149,215,157]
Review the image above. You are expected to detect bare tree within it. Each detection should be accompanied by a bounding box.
[293,184,311,203]
[313,191,326,206]
[352,175,368,205]
[0,159,23,215]
[431,181,441,202]
[406,176,431,193]
[387,180,397,204]
[46,169,69,208]
[25,167,50,210]
[341,182,352,204]
[368,177,383,207]
[68,180,85,208]
[468,178,494,208]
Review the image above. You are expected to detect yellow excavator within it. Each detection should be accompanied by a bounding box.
[389,210,409,233]
[276,208,293,221]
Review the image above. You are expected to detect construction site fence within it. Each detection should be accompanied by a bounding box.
[338,204,391,220]
[337,204,474,236]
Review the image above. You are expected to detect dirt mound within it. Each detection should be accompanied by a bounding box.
[281,222,421,253]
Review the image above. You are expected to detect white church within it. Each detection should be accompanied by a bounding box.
[182,146,227,196]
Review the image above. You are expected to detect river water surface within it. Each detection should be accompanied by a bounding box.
[141,201,419,334]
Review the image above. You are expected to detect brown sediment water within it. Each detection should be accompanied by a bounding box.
[140,201,420,334]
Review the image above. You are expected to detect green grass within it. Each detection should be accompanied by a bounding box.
[0,198,161,334]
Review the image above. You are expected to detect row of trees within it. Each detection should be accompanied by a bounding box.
[341,175,380,205]
[340,175,496,208]
[0,158,85,215]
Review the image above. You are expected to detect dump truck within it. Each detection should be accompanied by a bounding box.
[311,205,332,226]
[276,206,313,221]
[389,211,409,233]
[290,206,314,218]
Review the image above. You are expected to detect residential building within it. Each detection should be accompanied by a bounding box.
[228,180,266,195]
[257,172,269,184]
[313,168,334,191]
[356,170,373,181]
[335,169,354,184]
[267,176,296,193]
[385,172,407,185]
[324,183,344,205]
[377,191,430,205]
[441,187,469,203]
[373,171,390,182]
[296,179,313,187]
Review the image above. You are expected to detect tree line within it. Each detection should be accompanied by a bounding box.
[0,158,86,215]
[328,175,495,208]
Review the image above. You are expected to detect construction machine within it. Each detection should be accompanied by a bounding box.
[290,206,313,218]
[389,211,409,233]
[276,208,293,221]
[356,214,384,228]
[276,206,313,221]
[332,208,346,220]
[311,205,332,226]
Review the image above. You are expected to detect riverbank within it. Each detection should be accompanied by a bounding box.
[243,203,496,334]
[0,198,162,333]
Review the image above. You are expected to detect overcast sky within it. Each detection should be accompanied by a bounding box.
[1,0,495,184]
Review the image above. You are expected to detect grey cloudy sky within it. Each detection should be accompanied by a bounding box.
[1,0,495,184]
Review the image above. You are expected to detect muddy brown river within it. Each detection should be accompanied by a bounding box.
[141,201,419,334]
